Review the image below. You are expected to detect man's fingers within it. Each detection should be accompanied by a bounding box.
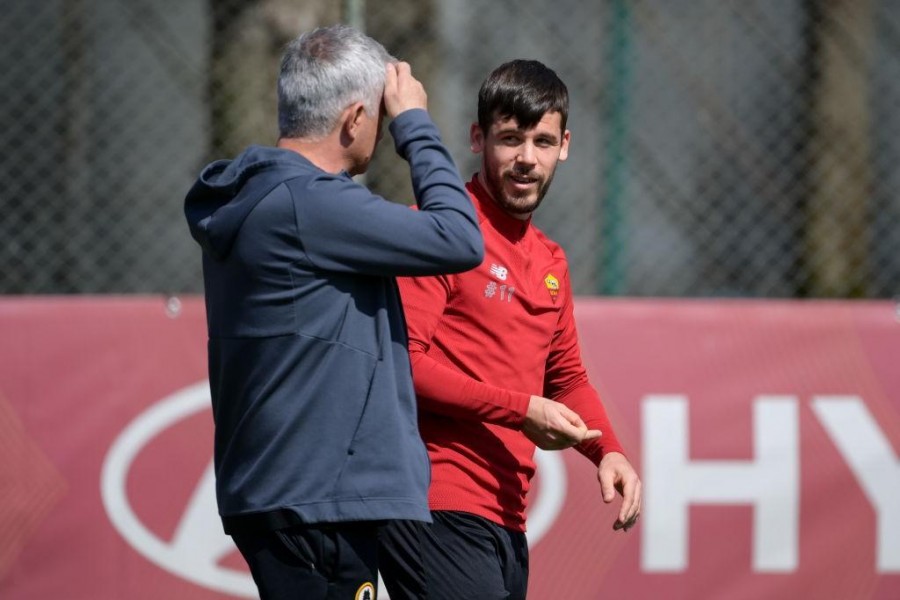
[596,453,643,533]
[614,475,642,532]
[598,466,616,503]
[617,509,640,532]
[386,61,411,82]
[620,504,635,528]
[395,61,412,79]
[581,429,602,442]
[623,506,640,531]
[523,397,602,450]
[628,482,643,530]
[383,61,424,117]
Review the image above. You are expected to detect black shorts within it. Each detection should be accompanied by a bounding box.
[231,521,380,600]
[379,511,529,600]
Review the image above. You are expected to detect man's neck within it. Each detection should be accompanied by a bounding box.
[277,136,348,174]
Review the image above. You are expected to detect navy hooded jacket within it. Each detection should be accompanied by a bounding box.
[184,109,483,532]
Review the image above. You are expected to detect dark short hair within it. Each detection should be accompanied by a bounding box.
[477,59,569,134]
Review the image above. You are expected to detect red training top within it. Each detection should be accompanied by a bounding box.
[398,175,625,531]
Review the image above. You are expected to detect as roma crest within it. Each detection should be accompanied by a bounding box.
[544,273,560,303]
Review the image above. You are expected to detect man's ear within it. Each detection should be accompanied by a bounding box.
[469,122,485,154]
[343,102,367,140]
[558,129,571,162]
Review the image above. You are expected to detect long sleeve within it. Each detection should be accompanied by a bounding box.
[543,270,625,465]
[404,178,623,530]
[292,109,484,277]
[398,273,531,426]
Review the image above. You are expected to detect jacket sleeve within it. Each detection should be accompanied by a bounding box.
[543,268,626,465]
[398,274,531,426]
[292,109,484,277]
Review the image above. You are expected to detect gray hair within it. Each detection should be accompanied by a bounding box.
[277,24,393,139]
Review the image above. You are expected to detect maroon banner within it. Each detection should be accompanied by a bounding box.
[1,297,899,599]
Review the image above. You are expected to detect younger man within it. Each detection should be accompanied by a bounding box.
[379,60,641,600]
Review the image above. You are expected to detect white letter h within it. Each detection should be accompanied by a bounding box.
[641,395,799,572]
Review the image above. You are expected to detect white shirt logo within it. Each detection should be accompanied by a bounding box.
[484,281,515,302]
[489,264,508,281]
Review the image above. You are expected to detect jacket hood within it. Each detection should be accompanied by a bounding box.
[184,145,307,260]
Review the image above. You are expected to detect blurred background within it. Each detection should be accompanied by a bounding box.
[2,0,898,298]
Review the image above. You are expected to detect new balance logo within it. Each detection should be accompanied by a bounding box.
[490,264,508,281]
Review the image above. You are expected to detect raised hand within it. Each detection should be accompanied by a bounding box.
[383,61,428,118]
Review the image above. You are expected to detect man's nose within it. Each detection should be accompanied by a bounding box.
[516,142,536,165]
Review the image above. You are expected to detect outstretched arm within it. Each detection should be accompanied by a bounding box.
[541,267,640,528]
[399,272,598,449]
[542,269,625,459]
[408,333,600,450]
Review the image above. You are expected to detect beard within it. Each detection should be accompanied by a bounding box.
[482,165,557,217]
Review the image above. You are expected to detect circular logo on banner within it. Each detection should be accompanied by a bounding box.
[101,381,566,598]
